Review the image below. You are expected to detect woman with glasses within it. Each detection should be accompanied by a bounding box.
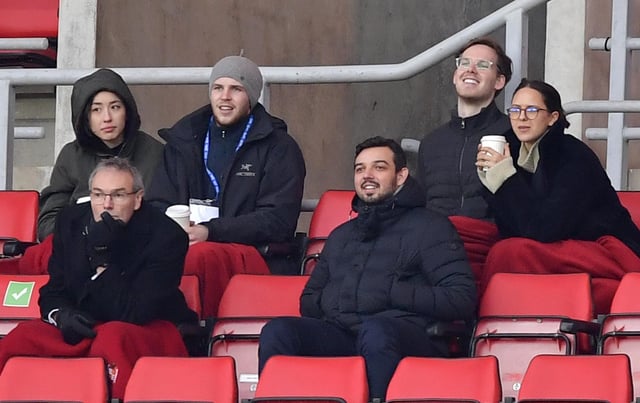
[476,78,640,314]
[36,69,163,242]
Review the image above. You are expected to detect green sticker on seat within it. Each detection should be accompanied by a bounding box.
[3,281,36,307]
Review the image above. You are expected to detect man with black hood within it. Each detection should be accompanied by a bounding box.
[258,137,476,400]
[37,68,163,241]
[147,55,306,318]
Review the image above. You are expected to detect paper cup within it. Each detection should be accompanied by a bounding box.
[480,135,507,171]
[165,205,191,231]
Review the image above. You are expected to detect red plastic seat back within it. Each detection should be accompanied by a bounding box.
[386,356,502,403]
[179,275,202,319]
[518,354,632,403]
[617,191,640,229]
[480,273,593,320]
[124,356,237,403]
[303,190,356,274]
[0,274,49,336]
[609,272,640,313]
[0,356,107,403]
[255,356,368,403]
[0,190,39,243]
[0,0,59,38]
[217,274,308,317]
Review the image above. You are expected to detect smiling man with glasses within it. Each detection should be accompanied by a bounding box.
[418,37,518,286]
[0,157,200,400]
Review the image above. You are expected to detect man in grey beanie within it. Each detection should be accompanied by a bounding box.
[148,55,306,318]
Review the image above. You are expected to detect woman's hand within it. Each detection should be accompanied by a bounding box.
[476,142,511,171]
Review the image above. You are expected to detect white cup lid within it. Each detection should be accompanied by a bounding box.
[166,204,190,215]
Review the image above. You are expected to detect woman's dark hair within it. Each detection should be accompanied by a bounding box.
[355,136,407,172]
[457,37,513,95]
[514,78,571,129]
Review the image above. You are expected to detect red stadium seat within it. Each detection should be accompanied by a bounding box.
[599,272,640,396]
[617,191,640,228]
[0,1,59,68]
[209,274,308,402]
[179,275,202,319]
[471,273,598,400]
[0,356,107,403]
[0,190,39,244]
[124,356,237,403]
[0,274,48,337]
[518,354,632,403]
[254,355,368,403]
[302,190,356,274]
[386,356,502,403]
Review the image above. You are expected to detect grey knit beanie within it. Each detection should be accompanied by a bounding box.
[209,56,263,108]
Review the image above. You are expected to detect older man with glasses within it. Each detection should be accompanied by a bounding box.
[0,157,199,400]
[417,37,519,286]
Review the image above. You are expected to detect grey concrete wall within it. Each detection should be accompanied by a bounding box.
[94,0,547,205]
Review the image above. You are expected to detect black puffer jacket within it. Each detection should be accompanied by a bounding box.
[488,123,640,257]
[300,177,477,332]
[418,102,514,220]
[37,69,163,241]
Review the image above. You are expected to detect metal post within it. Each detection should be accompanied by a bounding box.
[606,0,630,189]
[0,80,15,189]
[504,8,529,109]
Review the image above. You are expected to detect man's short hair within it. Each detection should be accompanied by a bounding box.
[355,136,407,172]
[457,37,513,95]
[88,157,144,192]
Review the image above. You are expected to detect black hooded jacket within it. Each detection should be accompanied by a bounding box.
[37,69,163,241]
[418,102,515,220]
[300,177,477,332]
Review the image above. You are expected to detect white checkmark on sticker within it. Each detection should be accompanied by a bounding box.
[11,288,27,300]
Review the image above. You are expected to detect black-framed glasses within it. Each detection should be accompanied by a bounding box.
[90,190,138,204]
[455,57,494,71]
[507,106,548,120]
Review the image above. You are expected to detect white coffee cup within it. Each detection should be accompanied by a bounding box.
[480,135,507,171]
[165,204,191,231]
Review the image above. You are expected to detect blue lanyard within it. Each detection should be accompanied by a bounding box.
[203,114,254,197]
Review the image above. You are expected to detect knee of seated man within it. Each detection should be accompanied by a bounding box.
[261,317,299,341]
[356,317,399,351]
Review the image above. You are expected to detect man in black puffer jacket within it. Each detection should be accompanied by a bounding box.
[418,37,515,220]
[259,137,476,400]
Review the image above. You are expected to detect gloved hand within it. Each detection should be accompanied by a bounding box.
[55,308,97,345]
[87,211,125,270]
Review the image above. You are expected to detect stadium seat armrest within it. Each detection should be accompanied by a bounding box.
[2,239,38,256]
[425,320,470,337]
[559,318,601,336]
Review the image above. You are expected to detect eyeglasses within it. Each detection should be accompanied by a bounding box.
[507,106,548,120]
[90,190,138,204]
[455,57,494,71]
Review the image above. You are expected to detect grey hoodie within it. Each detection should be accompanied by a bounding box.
[37,69,163,241]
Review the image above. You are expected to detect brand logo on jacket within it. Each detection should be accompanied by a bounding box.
[236,163,256,177]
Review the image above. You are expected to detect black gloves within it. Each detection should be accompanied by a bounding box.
[87,212,125,270]
[55,308,97,345]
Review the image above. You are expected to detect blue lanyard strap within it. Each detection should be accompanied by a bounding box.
[203,114,254,197]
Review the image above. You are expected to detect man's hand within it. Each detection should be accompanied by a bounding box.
[55,308,97,345]
[186,224,209,245]
[87,212,125,269]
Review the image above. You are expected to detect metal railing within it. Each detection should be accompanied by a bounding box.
[0,0,547,189]
[1,0,638,193]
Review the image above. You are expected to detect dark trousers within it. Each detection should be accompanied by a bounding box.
[258,316,446,399]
